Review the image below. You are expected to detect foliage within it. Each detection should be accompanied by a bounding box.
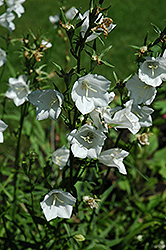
[0,0,166,250]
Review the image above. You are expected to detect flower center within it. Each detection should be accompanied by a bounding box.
[148,62,158,77]
[15,86,27,96]
[55,155,63,165]
[82,80,97,97]
[48,94,58,109]
[80,132,94,144]
[52,194,64,206]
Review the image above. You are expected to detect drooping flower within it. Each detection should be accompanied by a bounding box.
[0,120,8,143]
[6,75,31,106]
[131,104,154,127]
[67,124,107,159]
[7,0,25,18]
[98,148,129,174]
[89,92,115,132]
[40,189,76,221]
[71,74,111,115]
[0,48,7,67]
[104,100,141,134]
[126,74,157,105]
[0,11,15,32]
[28,89,64,121]
[52,146,70,170]
[80,10,116,42]
[139,56,166,87]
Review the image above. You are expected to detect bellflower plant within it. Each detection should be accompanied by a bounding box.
[52,146,70,170]
[67,124,107,158]
[28,89,64,121]
[98,148,129,175]
[40,190,76,221]
[71,74,111,115]
[0,120,8,143]
[6,75,31,106]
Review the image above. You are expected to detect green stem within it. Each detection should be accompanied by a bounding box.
[13,103,28,204]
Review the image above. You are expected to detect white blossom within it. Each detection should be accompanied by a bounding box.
[139,56,166,87]
[28,89,64,121]
[52,146,70,170]
[0,120,8,143]
[7,0,25,18]
[40,189,76,221]
[98,148,129,174]
[131,104,154,127]
[126,74,157,105]
[6,75,31,106]
[104,100,141,134]
[67,124,106,159]
[80,10,116,42]
[71,74,111,115]
[0,11,15,32]
[0,48,7,67]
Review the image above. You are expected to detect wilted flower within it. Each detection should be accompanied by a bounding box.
[40,189,76,221]
[52,145,70,170]
[0,48,7,67]
[83,195,100,209]
[6,75,31,106]
[0,120,8,143]
[126,74,157,105]
[98,148,129,174]
[80,10,116,42]
[139,56,166,87]
[136,130,152,145]
[105,100,141,134]
[67,124,107,159]
[71,74,111,115]
[7,0,25,18]
[28,89,64,121]
[0,11,15,32]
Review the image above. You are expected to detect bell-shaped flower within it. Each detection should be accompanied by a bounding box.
[98,148,129,175]
[105,100,141,134]
[89,92,115,132]
[131,104,154,128]
[0,120,8,143]
[67,124,107,159]
[139,56,166,87]
[6,75,31,106]
[52,146,70,170]
[0,48,7,67]
[80,10,116,42]
[28,89,64,121]
[7,0,25,18]
[71,74,111,115]
[40,189,76,221]
[126,74,157,105]
[0,11,15,32]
